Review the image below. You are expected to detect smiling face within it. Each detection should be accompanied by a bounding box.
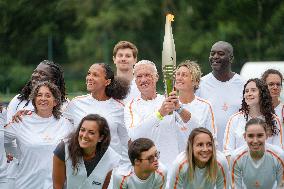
[192,133,213,168]
[244,81,260,107]
[265,74,282,99]
[209,42,232,73]
[31,63,53,87]
[175,66,196,92]
[134,64,158,98]
[78,120,103,152]
[35,86,57,116]
[86,64,110,94]
[113,48,137,72]
[244,123,267,152]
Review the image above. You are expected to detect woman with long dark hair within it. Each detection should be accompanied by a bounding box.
[169,127,229,188]
[231,118,284,189]
[223,78,283,157]
[4,81,73,189]
[63,63,129,161]
[53,114,120,189]
[6,60,67,123]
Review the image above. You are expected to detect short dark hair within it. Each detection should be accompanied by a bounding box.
[128,138,155,166]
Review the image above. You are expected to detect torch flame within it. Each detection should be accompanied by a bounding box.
[166,14,174,22]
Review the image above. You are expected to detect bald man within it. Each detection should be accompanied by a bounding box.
[196,41,246,150]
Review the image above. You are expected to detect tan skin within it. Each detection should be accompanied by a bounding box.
[53,120,111,189]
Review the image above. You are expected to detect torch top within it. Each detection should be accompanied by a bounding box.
[166,14,174,22]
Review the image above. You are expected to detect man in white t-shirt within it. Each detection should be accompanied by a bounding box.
[113,41,140,104]
[196,41,245,150]
[112,138,167,189]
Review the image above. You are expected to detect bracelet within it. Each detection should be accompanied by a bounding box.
[156,111,164,120]
[175,104,184,114]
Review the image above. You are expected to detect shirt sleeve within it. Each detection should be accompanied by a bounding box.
[216,153,230,189]
[230,155,243,189]
[223,116,236,156]
[168,156,187,189]
[154,168,167,189]
[6,95,21,124]
[273,115,284,149]
[62,101,76,126]
[53,140,65,161]
[112,169,126,189]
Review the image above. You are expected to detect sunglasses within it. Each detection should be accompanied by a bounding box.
[138,151,160,163]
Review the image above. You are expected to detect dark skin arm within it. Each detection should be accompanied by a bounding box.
[102,170,113,189]
[53,155,66,189]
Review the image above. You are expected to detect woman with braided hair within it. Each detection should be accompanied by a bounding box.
[223,78,283,157]
[6,60,67,124]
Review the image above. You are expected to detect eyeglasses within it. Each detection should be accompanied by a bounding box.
[267,82,282,88]
[138,151,160,163]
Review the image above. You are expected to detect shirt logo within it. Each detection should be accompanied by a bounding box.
[92,181,101,185]
[222,103,229,111]
[254,180,260,188]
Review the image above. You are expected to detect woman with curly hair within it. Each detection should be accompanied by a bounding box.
[4,81,73,189]
[63,63,130,162]
[223,78,283,157]
[261,69,284,125]
[53,114,120,189]
[169,127,230,189]
[6,60,67,123]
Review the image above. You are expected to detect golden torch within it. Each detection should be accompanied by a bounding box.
[162,14,176,97]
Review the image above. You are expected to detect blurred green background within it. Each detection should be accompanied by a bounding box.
[1,0,284,103]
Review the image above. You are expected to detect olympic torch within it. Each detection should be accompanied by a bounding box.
[162,14,176,97]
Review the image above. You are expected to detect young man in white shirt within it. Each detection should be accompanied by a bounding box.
[112,138,167,189]
[112,41,140,104]
[196,41,245,150]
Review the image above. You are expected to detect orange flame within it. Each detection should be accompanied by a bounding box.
[166,14,174,22]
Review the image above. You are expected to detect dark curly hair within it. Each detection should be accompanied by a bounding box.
[67,114,111,174]
[30,81,62,119]
[261,69,283,85]
[240,78,278,136]
[17,60,67,108]
[97,63,129,100]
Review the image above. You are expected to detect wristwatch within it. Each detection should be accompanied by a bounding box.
[175,104,184,114]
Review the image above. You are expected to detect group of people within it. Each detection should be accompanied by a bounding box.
[0,40,283,189]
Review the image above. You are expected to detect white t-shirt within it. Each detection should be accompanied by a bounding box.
[123,79,140,105]
[196,73,245,150]
[124,94,191,167]
[230,144,284,189]
[4,112,74,189]
[177,96,217,150]
[112,163,167,189]
[0,107,7,183]
[275,102,284,127]
[223,111,283,156]
[63,94,129,158]
[168,151,230,189]
[6,94,69,124]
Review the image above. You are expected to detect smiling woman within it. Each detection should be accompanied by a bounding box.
[223,78,283,157]
[230,118,284,189]
[4,81,74,189]
[53,114,120,189]
[168,127,230,189]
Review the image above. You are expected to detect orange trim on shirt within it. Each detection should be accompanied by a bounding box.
[231,150,248,188]
[174,159,188,189]
[129,99,135,128]
[196,97,216,134]
[115,99,125,107]
[267,149,284,181]
[119,171,133,189]
[223,111,244,151]
[217,161,226,189]
[273,114,283,148]
[156,169,165,189]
